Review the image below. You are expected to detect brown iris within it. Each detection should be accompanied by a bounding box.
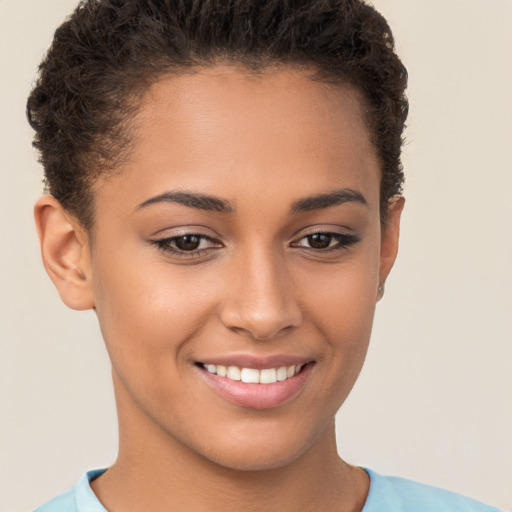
[307,233,332,249]
[175,235,201,251]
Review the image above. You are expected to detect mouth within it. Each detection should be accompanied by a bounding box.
[199,363,305,384]
[195,359,314,410]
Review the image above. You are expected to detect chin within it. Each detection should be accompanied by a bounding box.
[205,444,308,473]
[187,419,327,473]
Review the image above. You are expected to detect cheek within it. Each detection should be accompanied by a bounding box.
[304,249,379,338]
[91,249,214,368]
[92,261,215,423]
[300,246,379,391]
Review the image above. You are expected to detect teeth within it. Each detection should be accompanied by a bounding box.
[227,366,241,381]
[203,363,304,383]
[241,368,260,383]
[276,367,288,381]
[259,368,277,384]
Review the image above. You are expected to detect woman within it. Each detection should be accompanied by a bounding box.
[26,1,504,511]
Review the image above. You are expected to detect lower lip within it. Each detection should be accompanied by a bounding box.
[198,364,314,410]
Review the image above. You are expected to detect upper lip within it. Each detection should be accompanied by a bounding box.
[197,354,314,369]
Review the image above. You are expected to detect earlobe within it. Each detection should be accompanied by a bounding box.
[34,195,95,311]
[378,195,405,299]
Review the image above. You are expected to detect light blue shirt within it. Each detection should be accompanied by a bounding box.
[33,467,504,511]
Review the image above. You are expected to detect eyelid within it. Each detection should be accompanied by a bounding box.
[150,232,224,259]
[291,225,358,240]
[149,225,359,260]
[290,227,360,251]
[149,224,221,239]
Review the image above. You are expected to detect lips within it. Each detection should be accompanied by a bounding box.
[196,356,314,410]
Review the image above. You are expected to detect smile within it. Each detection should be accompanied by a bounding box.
[196,359,314,409]
[202,363,303,384]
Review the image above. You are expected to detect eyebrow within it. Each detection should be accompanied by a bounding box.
[136,187,367,215]
[136,191,233,213]
[290,188,368,213]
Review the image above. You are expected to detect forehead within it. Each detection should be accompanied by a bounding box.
[138,65,373,157]
[94,65,380,214]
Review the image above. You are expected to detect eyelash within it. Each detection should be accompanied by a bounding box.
[150,231,359,258]
[151,234,221,257]
[290,231,360,252]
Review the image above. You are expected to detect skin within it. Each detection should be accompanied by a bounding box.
[35,65,404,512]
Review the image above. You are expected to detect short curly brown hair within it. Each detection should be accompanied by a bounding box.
[27,0,408,229]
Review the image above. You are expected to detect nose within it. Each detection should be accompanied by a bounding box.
[219,248,303,341]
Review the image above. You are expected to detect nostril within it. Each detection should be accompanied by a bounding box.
[220,307,302,341]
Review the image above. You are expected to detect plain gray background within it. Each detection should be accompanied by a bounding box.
[1,1,511,511]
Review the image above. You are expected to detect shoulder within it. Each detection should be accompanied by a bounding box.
[33,489,75,512]
[32,469,107,512]
[363,468,504,512]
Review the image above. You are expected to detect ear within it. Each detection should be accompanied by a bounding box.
[378,195,405,298]
[34,195,95,310]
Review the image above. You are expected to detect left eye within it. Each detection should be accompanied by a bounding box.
[292,232,359,251]
[172,235,204,251]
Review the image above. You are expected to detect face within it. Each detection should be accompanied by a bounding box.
[84,66,401,470]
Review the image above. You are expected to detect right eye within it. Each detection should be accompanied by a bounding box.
[151,234,222,257]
